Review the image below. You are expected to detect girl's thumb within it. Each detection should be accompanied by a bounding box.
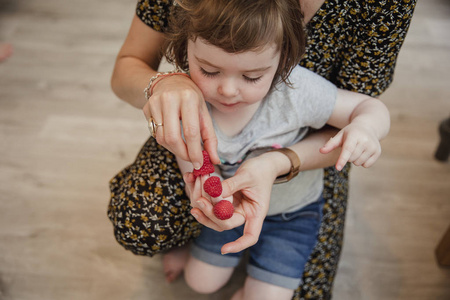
[221,174,246,198]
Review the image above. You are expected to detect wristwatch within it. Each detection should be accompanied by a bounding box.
[269,148,301,184]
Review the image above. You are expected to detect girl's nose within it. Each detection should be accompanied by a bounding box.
[218,78,238,97]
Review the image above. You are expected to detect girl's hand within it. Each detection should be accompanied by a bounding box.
[142,75,220,169]
[182,172,235,213]
[190,154,279,255]
[320,123,382,171]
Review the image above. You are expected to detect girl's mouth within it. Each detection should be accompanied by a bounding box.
[221,102,239,108]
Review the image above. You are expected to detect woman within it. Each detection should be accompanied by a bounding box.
[108,0,416,298]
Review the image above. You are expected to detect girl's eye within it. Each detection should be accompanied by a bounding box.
[200,67,261,83]
[243,75,262,84]
[200,68,218,78]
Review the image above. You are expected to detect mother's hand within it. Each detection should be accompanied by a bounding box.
[142,74,220,168]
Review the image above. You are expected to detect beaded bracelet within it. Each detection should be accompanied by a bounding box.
[143,70,190,100]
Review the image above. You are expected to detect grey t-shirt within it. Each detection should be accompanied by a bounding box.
[210,66,337,215]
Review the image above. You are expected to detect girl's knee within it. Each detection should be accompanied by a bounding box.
[236,276,295,300]
[184,256,234,294]
[184,273,222,294]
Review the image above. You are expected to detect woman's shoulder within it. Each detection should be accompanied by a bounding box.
[136,0,173,32]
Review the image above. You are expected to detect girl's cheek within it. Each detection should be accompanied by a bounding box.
[195,80,213,98]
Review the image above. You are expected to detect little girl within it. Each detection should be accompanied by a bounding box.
[147,0,390,299]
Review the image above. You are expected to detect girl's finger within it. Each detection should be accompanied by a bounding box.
[353,149,372,166]
[190,207,222,231]
[182,173,193,195]
[347,143,365,164]
[336,138,356,171]
[188,176,204,208]
[320,130,344,154]
[362,152,380,168]
[191,198,244,231]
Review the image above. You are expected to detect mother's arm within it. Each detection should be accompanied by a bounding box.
[111,15,164,109]
[110,15,219,167]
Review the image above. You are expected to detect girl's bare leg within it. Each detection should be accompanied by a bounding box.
[184,256,234,294]
[162,244,190,283]
[231,276,294,300]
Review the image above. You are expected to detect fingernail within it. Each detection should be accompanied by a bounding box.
[221,251,228,255]
[193,162,201,170]
[191,212,199,219]
[196,201,204,209]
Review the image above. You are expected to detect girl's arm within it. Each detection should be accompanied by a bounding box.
[320,89,391,170]
[325,89,390,140]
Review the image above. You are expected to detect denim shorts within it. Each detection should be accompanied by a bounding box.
[191,196,325,289]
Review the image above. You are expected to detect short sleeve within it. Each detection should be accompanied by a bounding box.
[302,0,417,97]
[334,0,417,96]
[136,0,173,32]
[290,67,337,129]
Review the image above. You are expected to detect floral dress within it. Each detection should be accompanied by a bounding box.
[108,0,417,298]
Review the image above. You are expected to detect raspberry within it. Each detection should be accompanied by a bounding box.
[204,176,222,197]
[213,200,234,220]
[193,150,215,178]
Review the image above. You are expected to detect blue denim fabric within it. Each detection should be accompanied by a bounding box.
[192,196,325,289]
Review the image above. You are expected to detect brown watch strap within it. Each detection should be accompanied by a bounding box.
[269,148,301,184]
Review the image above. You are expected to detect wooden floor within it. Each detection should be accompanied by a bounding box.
[0,0,449,299]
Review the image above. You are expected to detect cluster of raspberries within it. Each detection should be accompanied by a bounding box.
[194,151,234,220]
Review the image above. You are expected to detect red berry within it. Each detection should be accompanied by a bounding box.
[213,200,234,220]
[193,150,215,178]
[204,176,222,197]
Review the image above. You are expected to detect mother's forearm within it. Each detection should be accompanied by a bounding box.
[110,15,166,109]
[111,56,157,109]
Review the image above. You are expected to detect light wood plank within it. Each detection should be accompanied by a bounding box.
[0,0,449,299]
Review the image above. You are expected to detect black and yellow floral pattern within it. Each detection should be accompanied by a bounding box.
[108,138,201,255]
[109,0,416,298]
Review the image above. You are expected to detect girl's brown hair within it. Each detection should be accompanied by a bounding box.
[163,0,305,87]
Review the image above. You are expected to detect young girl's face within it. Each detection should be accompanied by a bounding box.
[187,38,281,114]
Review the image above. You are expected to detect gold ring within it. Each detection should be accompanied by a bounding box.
[148,117,163,137]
